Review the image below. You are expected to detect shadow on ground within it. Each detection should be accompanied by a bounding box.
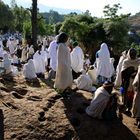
[62,90,139,140]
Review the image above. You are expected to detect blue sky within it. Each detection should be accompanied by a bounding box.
[3,0,140,17]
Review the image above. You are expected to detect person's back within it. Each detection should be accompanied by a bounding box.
[86,81,114,119]
[74,70,93,92]
[23,59,37,79]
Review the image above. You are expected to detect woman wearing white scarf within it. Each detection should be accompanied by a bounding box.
[95,43,113,84]
[23,59,37,79]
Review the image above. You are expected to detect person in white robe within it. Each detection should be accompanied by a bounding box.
[21,45,29,63]
[33,44,46,78]
[47,36,58,80]
[23,59,37,79]
[74,69,96,92]
[86,81,114,119]
[71,41,84,79]
[54,32,73,91]
[121,48,140,114]
[0,44,4,58]
[95,43,113,84]
[6,38,15,55]
[132,66,140,128]
[27,45,34,59]
[3,53,11,74]
[114,50,128,87]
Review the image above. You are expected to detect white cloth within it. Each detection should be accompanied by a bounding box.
[7,40,15,54]
[114,52,127,87]
[74,74,93,92]
[11,55,19,64]
[54,43,73,91]
[0,45,4,58]
[48,40,58,71]
[23,59,37,79]
[96,43,113,78]
[132,66,140,118]
[21,47,28,62]
[33,51,46,74]
[71,46,84,73]
[87,68,97,85]
[3,53,11,74]
[27,45,34,59]
[86,87,110,119]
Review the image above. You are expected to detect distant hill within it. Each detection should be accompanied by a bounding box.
[128,12,140,34]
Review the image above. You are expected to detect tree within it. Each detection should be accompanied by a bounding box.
[31,0,37,49]
[0,0,14,32]
[103,4,130,54]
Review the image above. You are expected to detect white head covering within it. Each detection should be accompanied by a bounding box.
[96,43,113,78]
[99,43,110,60]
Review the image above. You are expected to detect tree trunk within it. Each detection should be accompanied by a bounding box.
[31,0,37,50]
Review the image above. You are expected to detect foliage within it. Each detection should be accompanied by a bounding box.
[12,5,30,32]
[0,0,14,31]
[41,10,64,24]
[103,3,130,54]
[23,20,31,39]
[130,43,140,55]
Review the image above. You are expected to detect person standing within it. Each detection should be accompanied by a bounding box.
[54,33,73,92]
[95,43,113,85]
[132,66,140,128]
[47,36,58,80]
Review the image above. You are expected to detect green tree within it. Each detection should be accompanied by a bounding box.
[0,0,14,32]
[103,3,130,54]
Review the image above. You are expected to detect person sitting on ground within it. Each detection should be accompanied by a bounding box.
[86,81,117,120]
[23,59,37,80]
[33,44,46,78]
[71,41,84,79]
[3,53,12,74]
[74,69,96,92]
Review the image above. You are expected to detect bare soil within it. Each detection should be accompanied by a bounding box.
[0,72,140,140]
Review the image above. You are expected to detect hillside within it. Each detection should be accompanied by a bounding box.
[128,12,140,33]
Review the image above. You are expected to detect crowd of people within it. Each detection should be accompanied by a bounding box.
[0,32,140,128]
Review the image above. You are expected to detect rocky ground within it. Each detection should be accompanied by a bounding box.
[0,71,140,140]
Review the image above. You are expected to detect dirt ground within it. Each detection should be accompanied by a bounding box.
[0,72,140,140]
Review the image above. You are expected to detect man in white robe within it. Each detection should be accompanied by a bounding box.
[86,81,114,119]
[23,59,37,79]
[47,37,58,80]
[71,41,84,79]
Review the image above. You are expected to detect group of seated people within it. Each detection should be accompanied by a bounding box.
[0,33,140,128]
